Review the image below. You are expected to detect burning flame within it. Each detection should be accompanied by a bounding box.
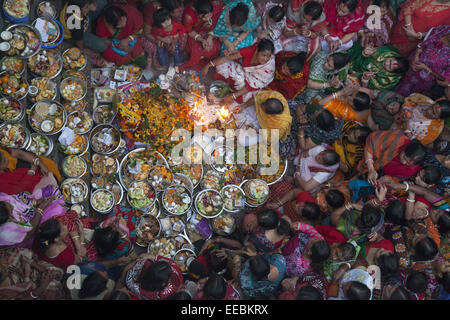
[217,106,230,121]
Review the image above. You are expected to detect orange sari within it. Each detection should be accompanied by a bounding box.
[323,99,369,123]
[390,0,450,57]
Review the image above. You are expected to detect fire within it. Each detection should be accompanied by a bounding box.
[217,106,230,121]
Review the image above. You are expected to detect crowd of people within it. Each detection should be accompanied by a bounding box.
[0,0,449,300]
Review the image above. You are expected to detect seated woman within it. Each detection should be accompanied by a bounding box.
[396,25,450,97]
[95,4,146,67]
[397,94,449,146]
[213,0,261,55]
[152,8,187,70]
[202,39,275,105]
[125,254,183,300]
[279,270,327,300]
[248,209,291,253]
[0,246,64,300]
[256,2,286,54]
[332,122,372,176]
[142,0,162,72]
[282,221,330,277]
[321,0,366,52]
[347,41,409,90]
[160,0,184,23]
[68,268,116,300]
[238,253,286,299]
[180,0,223,71]
[322,241,359,283]
[328,267,374,300]
[0,146,62,196]
[294,145,341,194]
[367,91,404,131]
[381,140,427,180]
[268,51,309,100]
[358,0,395,48]
[0,195,63,247]
[299,51,351,104]
[193,273,240,300]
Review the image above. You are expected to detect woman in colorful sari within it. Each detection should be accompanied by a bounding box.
[202,39,275,105]
[358,0,395,47]
[268,51,309,100]
[398,94,449,146]
[238,253,286,299]
[256,2,286,53]
[347,41,409,90]
[298,51,351,104]
[0,193,64,248]
[180,0,223,71]
[321,0,367,52]
[333,122,372,176]
[390,0,450,58]
[0,246,64,300]
[367,91,404,131]
[396,25,450,97]
[328,267,374,299]
[279,269,327,300]
[213,0,261,55]
[95,4,146,67]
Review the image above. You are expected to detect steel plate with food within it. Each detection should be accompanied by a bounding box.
[61,178,88,204]
[200,169,223,191]
[91,153,118,176]
[27,49,62,79]
[170,163,203,188]
[0,57,25,74]
[162,185,192,216]
[184,213,213,242]
[209,146,235,173]
[0,97,23,122]
[6,24,41,58]
[67,110,93,135]
[220,185,246,212]
[92,104,116,124]
[60,77,86,102]
[62,155,87,178]
[173,249,196,273]
[58,133,88,155]
[195,189,224,218]
[62,47,87,70]
[0,72,28,100]
[64,98,88,113]
[240,179,270,207]
[28,101,66,135]
[148,166,173,192]
[89,124,121,154]
[26,132,52,156]
[3,0,29,20]
[0,122,29,149]
[29,77,56,103]
[3,30,27,57]
[147,236,190,259]
[127,180,156,211]
[135,216,161,246]
[213,211,236,235]
[115,65,142,82]
[91,189,115,214]
[172,173,194,195]
[159,215,186,236]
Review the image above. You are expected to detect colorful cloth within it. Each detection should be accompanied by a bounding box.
[362,8,395,47]
[371,91,405,130]
[324,98,369,123]
[249,226,286,253]
[333,122,365,174]
[286,0,327,32]
[278,271,327,300]
[323,0,366,38]
[335,268,374,300]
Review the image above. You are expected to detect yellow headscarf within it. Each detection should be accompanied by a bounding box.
[255,90,292,141]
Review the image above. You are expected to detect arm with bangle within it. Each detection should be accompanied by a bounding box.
[274,188,303,209]
[405,190,416,221]
[317,87,344,105]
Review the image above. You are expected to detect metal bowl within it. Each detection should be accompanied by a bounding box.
[61,178,89,205]
[0,122,30,149]
[127,180,157,212]
[62,47,87,71]
[6,24,42,59]
[135,215,161,247]
[220,184,246,213]
[212,210,237,236]
[173,248,196,274]
[28,100,67,135]
[92,104,117,125]
[0,56,25,75]
[266,159,288,186]
[26,132,53,157]
[0,97,24,123]
[27,49,63,79]
[240,179,270,207]
[89,154,119,177]
[0,71,29,101]
[89,124,121,155]
[90,188,116,214]
[28,77,57,103]
[58,133,89,156]
[31,17,60,46]
[60,76,87,102]
[194,189,224,219]
[36,1,57,18]
[173,173,194,195]
[147,234,192,258]
[209,145,236,173]
[66,110,94,135]
[161,184,193,216]
[62,155,88,179]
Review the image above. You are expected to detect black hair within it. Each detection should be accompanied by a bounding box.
[321,149,340,166]
[346,281,371,300]
[37,219,61,252]
[194,0,213,15]
[203,274,227,300]
[249,255,270,281]
[166,291,192,300]
[257,210,290,236]
[403,140,427,165]
[422,166,442,185]
[358,204,382,232]
[339,242,357,261]
[385,200,407,226]
[103,5,127,28]
[296,285,323,300]
[208,251,228,275]
[436,100,450,119]
[187,259,208,281]
[341,0,359,12]
[69,0,97,8]
[153,8,172,28]
[78,271,108,299]
[391,57,409,74]
[161,0,182,13]
[139,260,172,291]
[331,52,351,70]
[301,202,321,221]
[310,240,330,273]
[229,3,249,27]
[108,290,130,300]
[316,109,336,131]
[325,189,346,209]
[303,1,323,20]
[371,0,389,6]
[390,286,411,300]
[437,214,450,234]
[353,92,371,112]
[0,202,9,225]
[406,271,427,294]
[93,227,120,258]
[354,126,372,144]
[377,254,399,278]
[413,236,438,262]
[268,5,285,22]
[257,38,275,54]
[441,272,450,293]
[286,52,307,75]
[262,98,283,115]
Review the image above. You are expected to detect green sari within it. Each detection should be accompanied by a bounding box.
[348,41,402,90]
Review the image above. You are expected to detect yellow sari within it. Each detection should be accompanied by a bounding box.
[255,90,292,142]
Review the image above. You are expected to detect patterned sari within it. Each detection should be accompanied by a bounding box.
[370,91,405,131]
[333,122,366,175]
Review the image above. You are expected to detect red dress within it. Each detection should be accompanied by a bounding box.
[180,1,223,71]
[323,0,366,38]
[151,20,186,39]
[96,4,144,65]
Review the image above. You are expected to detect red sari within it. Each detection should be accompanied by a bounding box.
[323,0,366,38]
[269,51,310,100]
[382,144,422,179]
[181,1,223,71]
[96,4,144,65]
[390,0,450,57]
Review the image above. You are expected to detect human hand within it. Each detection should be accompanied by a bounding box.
[118,38,132,52]
[39,162,49,176]
[414,175,428,187]
[367,232,379,242]
[36,196,54,211]
[367,169,378,185]
[201,65,210,77]
[300,26,312,37]
[413,62,429,72]
[117,256,130,266]
[375,184,387,203]
[351,203,363,211]
[281,277,298,291]
[403,24,419,40]
[332,264,349,284]
[363,45,377,57]
[361,32,375,48]
[329,39,340,52]
[243,245,257,257]
[363,71,378,80]
[266,202,280,210]
[222,94,235,105]
[77,245,87,258]
[329,75,342,89]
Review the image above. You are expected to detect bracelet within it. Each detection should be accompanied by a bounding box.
[345,203,352,210]
[27,170,36,175]
[128,35,134,41]
[307,31,312,37]
[345,263,352,269]
[35,208,43,216]
[30,291,38,299]
[403,182,409,192]
[417,32,423,39]
[33,157,40,166]
[194,34,200,41]
[332,93,338,100]
[406,198,415,203]
[232,93,237,100]
[404,23,412,27]
[72,235,80,239]
[365,158,374,164]
[324,34,331,40]
[339,39,343,46]
[323,82,327,89]
[277,199,283,206]
[371,199,380,206]
[209,61,215,67]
